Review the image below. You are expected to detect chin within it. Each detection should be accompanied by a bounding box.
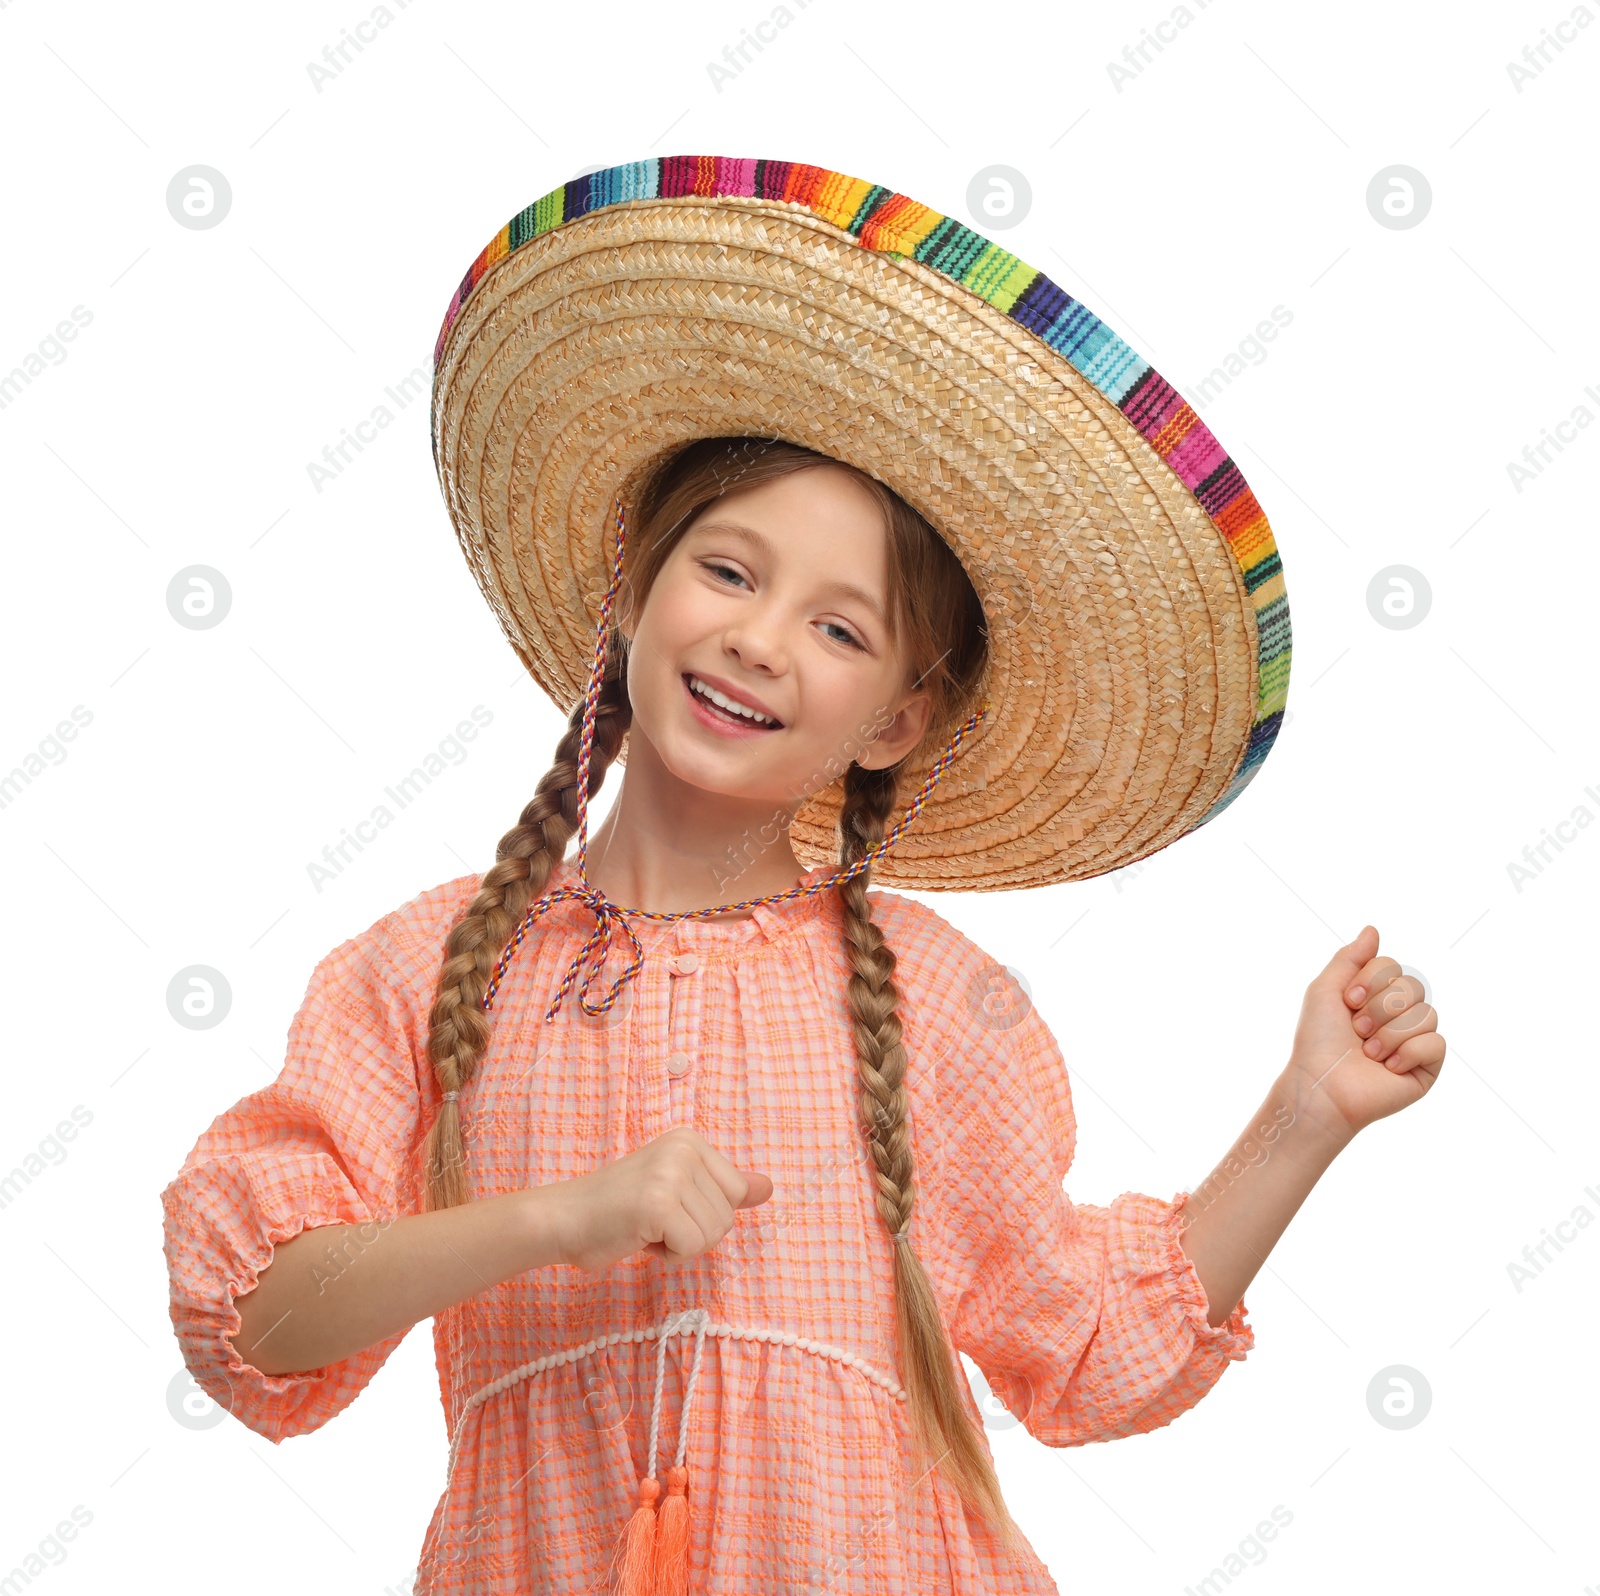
[668,749,777,802]
[658,730,799,807]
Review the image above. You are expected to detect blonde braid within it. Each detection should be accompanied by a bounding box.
[836,760,1026,1556]
[420,664,632,1212]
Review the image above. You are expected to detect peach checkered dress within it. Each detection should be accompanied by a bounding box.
[161,854,1254,1593]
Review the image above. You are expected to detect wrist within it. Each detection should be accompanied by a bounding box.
[1277,1062,1360,1153]
[517,1181,577,1272]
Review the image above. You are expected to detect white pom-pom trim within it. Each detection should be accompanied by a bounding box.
[444,1309,906,1486]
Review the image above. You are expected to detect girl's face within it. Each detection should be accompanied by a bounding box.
[618,465,934,811]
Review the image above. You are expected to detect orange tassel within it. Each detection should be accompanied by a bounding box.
[653,1464,690,1596]
[611,1475,661,1595]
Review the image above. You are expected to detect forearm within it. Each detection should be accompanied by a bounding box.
[1177,1069,1354,1327]
[230,1185,569,1376]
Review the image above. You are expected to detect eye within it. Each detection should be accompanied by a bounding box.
[819,620,866,651]
[700,559,748,591]
[701,560,749,589]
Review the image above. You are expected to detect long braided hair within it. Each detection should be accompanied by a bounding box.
[420,436,1023,1550]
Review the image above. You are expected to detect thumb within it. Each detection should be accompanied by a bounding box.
[737,1171,773,1209]
[1319,924,1378,994]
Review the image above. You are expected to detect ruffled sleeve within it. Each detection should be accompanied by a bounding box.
[906,915,1255,1448]
[159,908,433,1444]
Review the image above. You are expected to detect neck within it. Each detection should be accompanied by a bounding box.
[580,733,811,917]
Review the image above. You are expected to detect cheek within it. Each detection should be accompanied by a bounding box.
[625,580,685,661]
[800,676,891,750]
[623,580,730,711]
[636,570,717,648]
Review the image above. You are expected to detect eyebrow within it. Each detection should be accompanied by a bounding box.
[689,520,887,622]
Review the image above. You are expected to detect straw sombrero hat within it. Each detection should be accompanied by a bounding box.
[429,155,1290,893]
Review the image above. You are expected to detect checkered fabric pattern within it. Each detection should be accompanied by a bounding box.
[161,855,1253,1593]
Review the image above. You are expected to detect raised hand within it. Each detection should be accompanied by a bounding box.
[1284,925,1446,1140]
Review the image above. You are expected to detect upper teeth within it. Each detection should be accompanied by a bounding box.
[689,675,777,725]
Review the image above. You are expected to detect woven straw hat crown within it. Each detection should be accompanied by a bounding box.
[430,155,1290,892]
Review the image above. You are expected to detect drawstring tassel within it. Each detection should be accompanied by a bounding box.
[653,1464,690,1596]
[611,1475,662,1595]
[610,1309,708,1594]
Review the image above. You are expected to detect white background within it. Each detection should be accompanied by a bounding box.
[2,0,1595,1591]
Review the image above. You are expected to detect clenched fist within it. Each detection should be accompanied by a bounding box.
[1285,925,1446,1139]
[550,1125,774,1275]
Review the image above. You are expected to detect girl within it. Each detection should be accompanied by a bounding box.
[162,157,1446,1596]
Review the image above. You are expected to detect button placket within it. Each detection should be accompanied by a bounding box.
[665,948,700,1089]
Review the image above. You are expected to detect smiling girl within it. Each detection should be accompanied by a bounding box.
[162,157,1445,1596]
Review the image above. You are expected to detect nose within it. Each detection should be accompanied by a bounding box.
[722,601,789,676]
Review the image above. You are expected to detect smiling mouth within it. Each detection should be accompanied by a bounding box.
[682,673,784,730]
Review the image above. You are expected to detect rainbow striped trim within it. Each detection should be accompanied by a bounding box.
[430,155,1290,831]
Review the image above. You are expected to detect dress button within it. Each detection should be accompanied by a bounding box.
[669,953,700,976]
[666,1051,691,1076]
